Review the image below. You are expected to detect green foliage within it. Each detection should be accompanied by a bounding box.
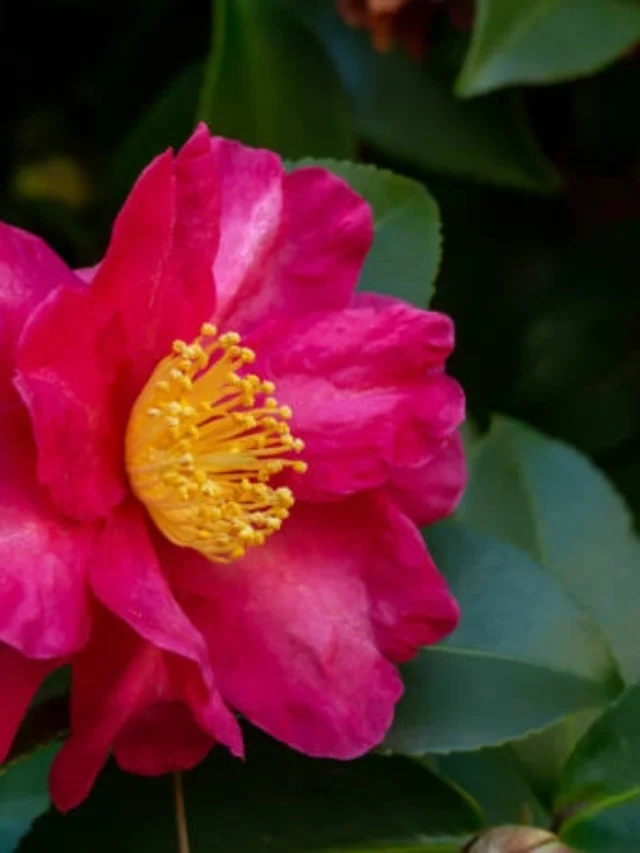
[458,0,640,97]
[459,417,640,685]
[558,684,640,810]
[20,732,481,853]
[385,523,618,755]
[0,747,58,853]
[513,221,640,457]
[199,0,355,159]
[556,685,640,850]
[437,747,548,826]
[298,1,560,193]
[510,710,602,807]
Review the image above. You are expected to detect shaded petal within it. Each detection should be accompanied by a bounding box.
[14,280,128,520]
[89,128,219,387]
[113,701,214,776]
[50,614,162,811]
[50,610,239,811]
[175,499,408,760]
[212,142,373,331]
[0,411,93,658]
[360,492,459,663]
[387,432,467,527]
[0,223,78,405]
[0,644,58,762]
[16,130,218,521]
[165,648,244,759]
[250,300,464,502]
[89,500,211,680]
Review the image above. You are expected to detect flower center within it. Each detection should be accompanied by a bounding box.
[125,323,306,563]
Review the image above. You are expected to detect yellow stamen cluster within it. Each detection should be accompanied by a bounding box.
[125,323,307,563]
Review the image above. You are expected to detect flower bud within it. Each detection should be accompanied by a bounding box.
[465,826,575,853]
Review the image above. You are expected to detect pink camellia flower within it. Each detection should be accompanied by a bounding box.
[0,125,465,811]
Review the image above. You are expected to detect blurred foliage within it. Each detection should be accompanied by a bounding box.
[2,0,640,851]
[19,729,483,853]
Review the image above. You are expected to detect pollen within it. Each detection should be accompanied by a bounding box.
[125,323,307,563]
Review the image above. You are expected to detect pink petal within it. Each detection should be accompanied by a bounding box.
[361,492,459,663]
[14,280,128,520]
[89,500,212,681]
[16,132,218,521]
[90,131,219,388]
[282,373,464,502]
[211,142,373,331]
[250,300,464,501]
[387,432,467,527]
[255,293,457,382]
[50,614,161,810]
[113,700,214,776]
[166,650,244,759]
[175,499,415,760]
[0,644,58,762]
[51,610,239,811]
[0,411,93,658]
[0,224,78,405]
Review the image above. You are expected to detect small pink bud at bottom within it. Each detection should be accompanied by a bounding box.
[465,826,575,853]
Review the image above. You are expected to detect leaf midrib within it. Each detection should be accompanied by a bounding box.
[431,644,605,685]
[472,0,559,79]
[500,423,622,685]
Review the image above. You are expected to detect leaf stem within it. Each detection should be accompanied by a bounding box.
[173,772,191,853]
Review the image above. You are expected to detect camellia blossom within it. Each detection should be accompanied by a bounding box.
[0,124,465,811]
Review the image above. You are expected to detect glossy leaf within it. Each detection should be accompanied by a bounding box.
[511,709,602,808]
[557,684,640,810]
[436,747,548,826]
[384,524,618,755]
[292,159,441,306]
[457,0,640,97]
[0,745,58,853]
[459,417,640,684]
[298,1,560,193]
[198,0,355,159]
[561,797,640,853]
[20,731,481,852]
[556,685,640,851]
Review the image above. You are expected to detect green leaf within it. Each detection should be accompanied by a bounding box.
[556,684,640,851]
[514,222,640,458]
[291,159,441,306]
[557,684,640,811]
[561,796,640,853]
[384,524,618,756]
[457,0,640,98]
[459,416,640,684]
[298,1,559,193]
[511,709,602,807]
[0,744,58,853]
[20,731,481,852]
[436,747,548,826]
[198,0,355,160]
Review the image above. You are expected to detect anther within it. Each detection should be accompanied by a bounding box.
[125,324,307,564]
